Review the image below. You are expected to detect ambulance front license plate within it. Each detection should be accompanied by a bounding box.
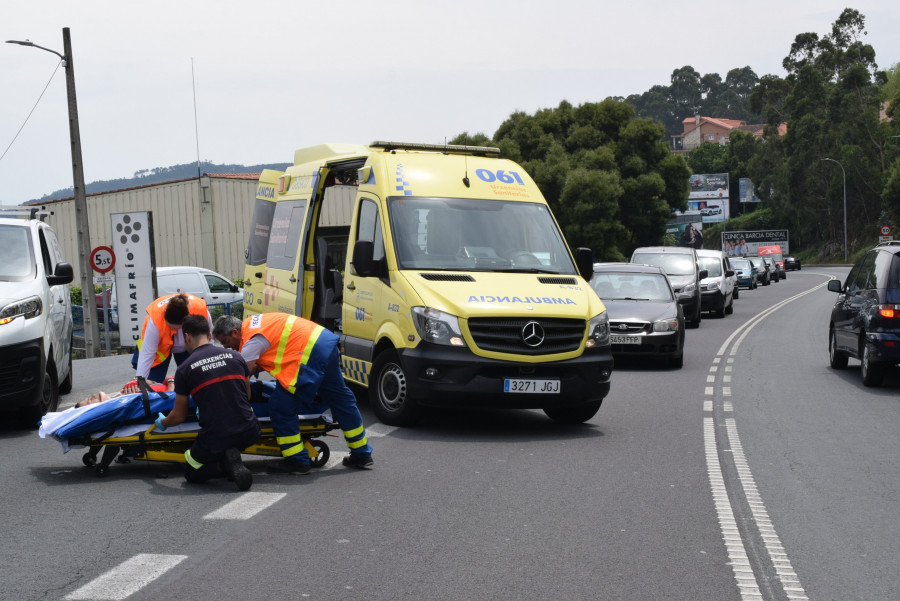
[504,379,560,394]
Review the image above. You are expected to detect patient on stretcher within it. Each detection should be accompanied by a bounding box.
[75,377,175,408]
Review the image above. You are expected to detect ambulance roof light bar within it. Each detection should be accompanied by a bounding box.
[370,141,500,156]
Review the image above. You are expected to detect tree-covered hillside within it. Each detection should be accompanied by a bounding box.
[455,8,899,262]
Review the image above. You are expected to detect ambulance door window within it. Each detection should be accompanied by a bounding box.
[246,199,276,266]
[266,200,307,271]
[356,198,385,265]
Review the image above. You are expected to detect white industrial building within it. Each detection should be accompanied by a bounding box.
[29,173,259,282]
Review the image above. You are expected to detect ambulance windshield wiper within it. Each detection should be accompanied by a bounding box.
[497,267,560,274]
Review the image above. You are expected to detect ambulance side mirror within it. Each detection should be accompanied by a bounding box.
[351,240,376,277]
[575,248,593,281]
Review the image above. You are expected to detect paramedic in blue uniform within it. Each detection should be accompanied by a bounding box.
[213,313,373,474]
[155,314,260,491]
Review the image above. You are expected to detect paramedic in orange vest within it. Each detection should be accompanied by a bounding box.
[129,293,213,390]
[213,313,373,473]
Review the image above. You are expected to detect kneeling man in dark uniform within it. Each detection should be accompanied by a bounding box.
[155,314,260,491]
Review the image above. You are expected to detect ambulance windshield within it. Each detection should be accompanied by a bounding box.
[387,197,576,274]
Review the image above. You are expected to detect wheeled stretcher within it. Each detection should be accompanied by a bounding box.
[39,379,340,477]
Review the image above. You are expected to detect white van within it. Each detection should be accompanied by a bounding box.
[155,266,242,309]
[0,208,74,424]
[695,249,736,317]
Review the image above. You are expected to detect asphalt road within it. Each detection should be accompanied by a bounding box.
[3,267,899,601]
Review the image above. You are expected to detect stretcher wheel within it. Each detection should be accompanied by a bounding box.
[309,440,330,468]
[82,453,97,467]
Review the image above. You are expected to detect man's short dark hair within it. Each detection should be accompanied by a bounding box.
[182,314,210,338]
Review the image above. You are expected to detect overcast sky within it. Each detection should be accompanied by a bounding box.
[1,1,898,205]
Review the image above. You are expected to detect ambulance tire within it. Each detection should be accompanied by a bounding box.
[370,349,419,427]
[543,400,602,424]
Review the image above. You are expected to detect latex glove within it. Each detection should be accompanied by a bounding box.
[154,412,167,431]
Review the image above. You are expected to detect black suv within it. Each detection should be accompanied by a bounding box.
[827,242,900,386]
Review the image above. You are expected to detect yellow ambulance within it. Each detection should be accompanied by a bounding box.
[242,141,612,426]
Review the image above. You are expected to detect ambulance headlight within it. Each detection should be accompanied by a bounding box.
[585,311,609,347]
[411,307,466,347]
[0,296,43,325]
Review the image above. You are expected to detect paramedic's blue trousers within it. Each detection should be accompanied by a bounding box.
[268,345,372,466]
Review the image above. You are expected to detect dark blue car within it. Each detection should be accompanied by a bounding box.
[828,241,900,386]
[728,257,757,289]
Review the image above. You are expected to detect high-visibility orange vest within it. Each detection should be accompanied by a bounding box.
[240,313,326,394]
[139,293,208,367]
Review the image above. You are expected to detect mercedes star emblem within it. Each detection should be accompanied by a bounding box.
[521,321,545,347]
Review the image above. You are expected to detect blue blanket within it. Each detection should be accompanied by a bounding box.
[39,379,295,442]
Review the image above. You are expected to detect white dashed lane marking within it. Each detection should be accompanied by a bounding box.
[204,491,287,520]
[65,554,187,600]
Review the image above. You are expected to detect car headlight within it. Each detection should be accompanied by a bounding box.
[411,307,466,347]
[682,282,697,293]
[0,296,43,326]
[653,318,680,332]
[585,311,610,347]
[706,280,721,291]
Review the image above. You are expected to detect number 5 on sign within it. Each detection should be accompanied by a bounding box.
[90,246,116,274]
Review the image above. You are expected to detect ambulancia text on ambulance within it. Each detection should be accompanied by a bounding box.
[242,142,612,426]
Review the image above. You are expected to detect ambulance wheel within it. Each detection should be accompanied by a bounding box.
[82,453,97,467]
[309,440,330,468]
[543,400,602,424]
[370,349,419,427]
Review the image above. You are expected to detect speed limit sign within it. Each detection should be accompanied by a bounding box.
[880,225,892,236]
[90,246,116,274]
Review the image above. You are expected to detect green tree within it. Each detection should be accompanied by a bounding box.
[748,8,891,257]
[460,99,689,260]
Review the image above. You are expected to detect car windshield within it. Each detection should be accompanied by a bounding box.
[0,225,36,280]
[730,258,751,269]
[749,257,765,268]
[387,197,575,273]
[698,257,722,277]
[590,272,673,301]
[632,252,694,276]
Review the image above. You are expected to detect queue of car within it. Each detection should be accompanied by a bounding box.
[589,244,796,370]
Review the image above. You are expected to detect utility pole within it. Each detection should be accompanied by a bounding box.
[821,158,848,264]
[8,29,100,356]
[62,28,100,357]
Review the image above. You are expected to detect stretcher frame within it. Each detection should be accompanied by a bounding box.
[63,379,341,477]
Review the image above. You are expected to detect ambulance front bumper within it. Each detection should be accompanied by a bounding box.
[398,344,613,409]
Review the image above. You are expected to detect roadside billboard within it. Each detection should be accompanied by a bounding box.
[688,173,730,223]
[721,229,789,257]
[739,177,759,203]
[667,219,704,249]
[689,173,729,199]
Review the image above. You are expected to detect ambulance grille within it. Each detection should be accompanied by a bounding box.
[538,277,577,285]
[467,317,585,355]
[420,273,475,282]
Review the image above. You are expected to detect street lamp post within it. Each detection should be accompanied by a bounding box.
[821,157,848,264]
[7,28,99,357]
